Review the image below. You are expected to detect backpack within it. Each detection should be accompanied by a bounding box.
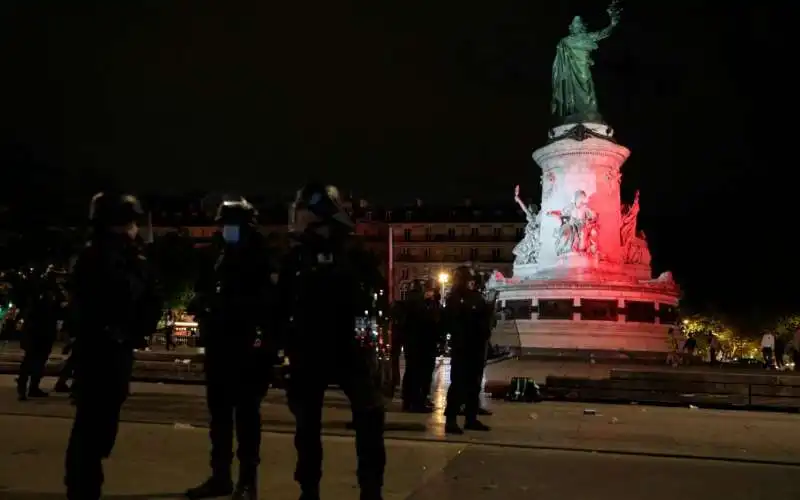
[505,377,542,403]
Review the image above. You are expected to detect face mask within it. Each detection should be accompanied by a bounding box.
[222,225,240,243]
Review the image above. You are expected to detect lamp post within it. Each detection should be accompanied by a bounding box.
[437,272,449,307]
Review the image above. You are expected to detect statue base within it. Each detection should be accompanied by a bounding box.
[490,273,680,353]
[556,111,605,127]
[490,121,680,354]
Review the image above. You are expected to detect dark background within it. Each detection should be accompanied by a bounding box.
[0,1,792,326]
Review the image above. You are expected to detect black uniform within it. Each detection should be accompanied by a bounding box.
[281,183,386,500]
[185,197,278,500]
[400,282,442,412]
[64,192,161,500]
[443,266,492,434]
[17,271,66,400]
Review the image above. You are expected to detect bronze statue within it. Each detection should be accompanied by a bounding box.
[551,1,621,124]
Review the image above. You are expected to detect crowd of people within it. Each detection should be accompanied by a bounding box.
[4,184,498,500]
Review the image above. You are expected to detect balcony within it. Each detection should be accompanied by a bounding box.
[393,234,520,243]
[394,254,512,263]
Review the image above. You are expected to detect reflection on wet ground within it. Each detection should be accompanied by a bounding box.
[0,359,487,438]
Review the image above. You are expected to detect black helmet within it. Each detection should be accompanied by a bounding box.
[452,265,479,289]
[290,182,354,231]
[88,192,144,227]
[214,196,258,226]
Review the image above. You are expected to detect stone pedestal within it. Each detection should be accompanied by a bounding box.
[491,122,680,355]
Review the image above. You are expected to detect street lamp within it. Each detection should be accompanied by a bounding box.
[437,272,450,306]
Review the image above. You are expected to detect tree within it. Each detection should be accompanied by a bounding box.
[149,230,199,311]
[681,314,755,359]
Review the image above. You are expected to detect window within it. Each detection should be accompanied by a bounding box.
[515,227,524,239]
[365,211,372,221]
[492,227,501,238]
[385,210,392,221]
[491,248,501,260]
[580,299,618,321]
[625,301,656,323]
[447,228,456,238]
[403,229,411,241]
[505,300,533,320]
[469,248,478,260]
[470,227,479,237]
[425,226,432,241]
[659,304,679,324]
[538,299,574,320]
[401,268,409,280]
[399,248,410,256]
[399,283,409,301]
[424,248,431,258]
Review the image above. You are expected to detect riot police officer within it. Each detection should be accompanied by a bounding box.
[185,196,278,500]
[64,192,162,500]
[400,280,441,412]
[17,266,67,400]
[279,183,386,500]
[443,265,492,434]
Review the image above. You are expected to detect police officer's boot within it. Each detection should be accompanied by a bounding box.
[15,376,27,401]
[28,375,48,398]
[298,485,320,500]
[444,416,463,435]
[185,469,233,499]
[463,418,490,431]
[232,467,257,500]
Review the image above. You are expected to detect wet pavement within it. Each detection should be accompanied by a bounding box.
[1,412,799,500]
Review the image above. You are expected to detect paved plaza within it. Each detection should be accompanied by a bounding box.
[1,374,800,498]
[1,411,800,499]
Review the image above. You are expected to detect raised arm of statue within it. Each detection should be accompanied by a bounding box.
[513,185,532,218]
[590,2,621,42]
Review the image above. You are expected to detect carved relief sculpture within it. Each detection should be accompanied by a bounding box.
[512,185,543,265]
[620,190,640,250]
[620,191,652,264]
[547,190,598,257]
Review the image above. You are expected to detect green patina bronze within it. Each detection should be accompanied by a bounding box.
[551,1,621,125]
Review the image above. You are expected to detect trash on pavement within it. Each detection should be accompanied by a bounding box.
[173,422,195,430]
[583,409,596,415]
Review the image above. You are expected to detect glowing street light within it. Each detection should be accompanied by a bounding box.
[438,272,450,285]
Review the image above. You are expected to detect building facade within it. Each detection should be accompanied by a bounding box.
[147,195,526,302]
[349,203,525,301]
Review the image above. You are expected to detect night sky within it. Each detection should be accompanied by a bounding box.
[0,2,791,323]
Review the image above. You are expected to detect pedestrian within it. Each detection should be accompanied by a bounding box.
[64,192,162,500]
[279,183,386,500]
[185,196,279,500]
[761,330,776,369]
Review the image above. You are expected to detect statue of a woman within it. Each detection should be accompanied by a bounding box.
[512,185,542,265]
[547,190,598,256]
[620,190,640,250]
[551,1,621,124]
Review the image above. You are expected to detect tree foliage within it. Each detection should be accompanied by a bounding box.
[149,230,199,310]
